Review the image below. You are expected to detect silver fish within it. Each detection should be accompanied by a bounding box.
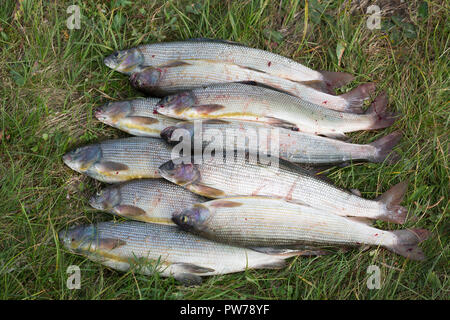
[130,62,374,113]
[155,83,394,138]
[172,196,430,261]
[161,119,402,164]
[59,221,298,285]
[89,179,206,224]
[95,98,178,137]
[63,137,172,183]
[158,154,408,224]
[103,38,354,91]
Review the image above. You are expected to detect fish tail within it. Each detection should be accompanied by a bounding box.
[319,71,355,91]
[368,131,403,164]
[365,91,399,130]
[340,83,376,114]
[376,181,409,224]
[387,229,431,261]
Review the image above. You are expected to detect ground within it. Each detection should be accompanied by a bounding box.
[0,0,448,299]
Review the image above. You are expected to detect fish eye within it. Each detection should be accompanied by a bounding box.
[181,215,189,223]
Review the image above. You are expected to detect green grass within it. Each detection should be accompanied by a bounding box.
[0,0,448,299]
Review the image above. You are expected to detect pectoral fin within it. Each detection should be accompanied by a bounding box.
[209,200,242,208]
[193,104,225,115]
[265,117,298,130]
[160,61,192,68]
[175,263,215,274]
[174,273,203,286]
[125,116,159,125]
[96,161,129,173]
[188,183,226,198]
[98,238,127,251]
[114,205,146,217]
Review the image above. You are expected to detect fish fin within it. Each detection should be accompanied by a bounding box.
[350,188,362,196]
[347,217,373,226]
[114,205,146,217]
[193,104,225,115]
[159,61,192,68]
[96,161,129,173]
[249,247,330,256]
[125,116,159,125]
[188,183,225,198]
[322,132,348,140]
[174,273,203,286]
[203,119,231,125]
[368,131,403,164]
[265,117,298,130]
[209,200,242,208]
[319,71,355,91]
[174,263,215,274]
[254,259,286,270]
[340,83,376,114]
[98,238,127,251]
[299,80,334,94]
[187,38,247,47]
[366,92,399,130]
[387,229,431,261]
[376,181,409,224]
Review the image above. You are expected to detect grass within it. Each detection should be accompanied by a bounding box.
[0,0,448,299]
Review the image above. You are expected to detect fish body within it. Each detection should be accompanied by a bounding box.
[95,98,178,137]
[59,221,291,285]
[104,39,354,91]
[161,120,402,164]
[63,137,172,183]
[159,154,408,224]
[89,179,206,224]
[172,197,429,261]
[156,83,394,138]
[131,62,373,113]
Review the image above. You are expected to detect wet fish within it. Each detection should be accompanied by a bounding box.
[172,197,430,261]
[155,83,394,138]
[63,137,172,183]
[161,120,402,164]
[59,221,298,285]
[95,98,178,137]
[159,154,408,224]
[89,179,206,224]
[130,62,374,113]
[103,38,354,91]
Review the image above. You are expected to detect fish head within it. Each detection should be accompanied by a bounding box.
[63,145,102,173]
[172,204,210,233]
[129,67,162,90]
[59,224,98,253]
[104,48,144,74]
[159,159,200,186]
[95,101,132,126]
[160,122,195,143]
[157,92,196,116]
[89,187,121,211]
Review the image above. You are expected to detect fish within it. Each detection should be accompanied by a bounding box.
[95,98,178,137]
[103,38,355,92]
[63,137,172,183]
[89,179,207,224]
[59,221,300,285]
[130,62,374,113]
[172,196,430,261]
[155,83,395,138]
[161,119,402,164]
[158,154,409,224]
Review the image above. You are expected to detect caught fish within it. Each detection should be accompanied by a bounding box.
[172,197,430,261]
[103,38,354,92]
[95,98,178,137]
[63,137,172,183]
[161,119,402,164]
[155,83,394,138]
[159,154,408,224]
[59,221,299,285]
[130,62,374,113]
[90,179,206,224]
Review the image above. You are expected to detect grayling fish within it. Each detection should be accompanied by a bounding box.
[158,154,408,224]
[161,119,402,164]
[130,61,374,113]
[172,197,430,261]
[155,83,394,139]
[59,221,300,285]
[103,38,354,92]
[63,137,172,183]
[89,179,206,224]
[95,98,178,137]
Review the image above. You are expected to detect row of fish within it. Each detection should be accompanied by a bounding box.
[60,39,430,285]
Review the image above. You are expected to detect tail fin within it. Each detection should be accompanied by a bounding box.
[368,131,403,164]
[319,71,355,91]
[377,181,408,224]
[388,229,431,261]
[366,92,399,130]
[340,83,376,114]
